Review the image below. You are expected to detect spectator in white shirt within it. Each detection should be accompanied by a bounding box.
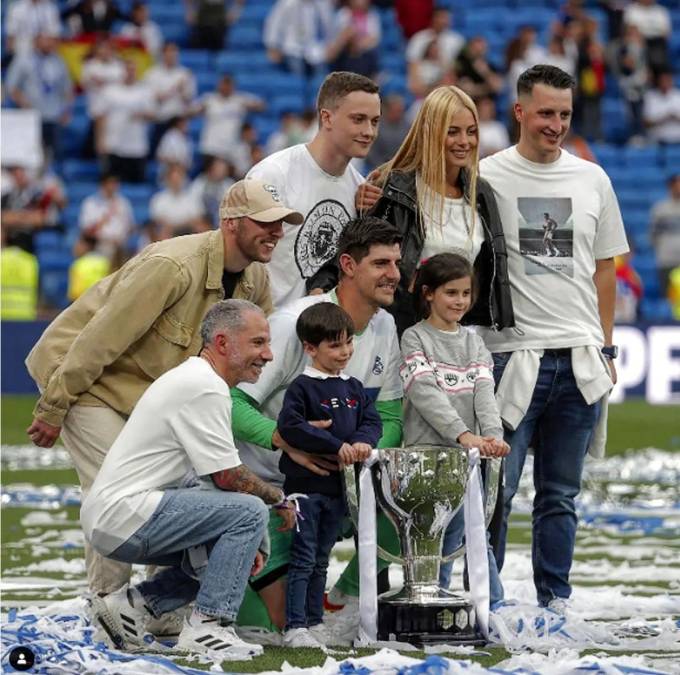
[196,74,265,163]
[5,0,61,59]
[5,34,74,163]
[157,116,194,175]
[623,0,671,74]
[94,60,155,183]
[406,7,464,70]
[643,70,680,144]
[119,1,164,60]
[79,172,135,264]
[144,42,197,152]
[477,96,510,158]
[150,164,205,239]
[264,0,334,77]
[81,37,126,157]
[327,0,381,78]
[265,111,307,155]
[190,157,235,227]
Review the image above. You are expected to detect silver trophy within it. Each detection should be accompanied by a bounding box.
[345,445,501,645]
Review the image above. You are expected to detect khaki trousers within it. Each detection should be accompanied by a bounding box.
[61,404,130,595]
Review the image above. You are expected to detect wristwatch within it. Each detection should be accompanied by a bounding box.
[601,345,619,360]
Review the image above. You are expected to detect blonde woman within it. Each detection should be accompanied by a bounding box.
[311,85,515,336]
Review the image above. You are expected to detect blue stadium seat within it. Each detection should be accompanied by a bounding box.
[270,93,306,116]
[67,182,99,206]
[34,230,64,253]
[592,143,623,168]
[179,49,212,71]
[661,144,680,170]
[228,26,263,49]
[62,203,82,231]
[216,51,270,73]
[640,298,673,322]
[39,250,73,310]
[196,71,218,95]
[623,146,662,168]
[61,159,100,183]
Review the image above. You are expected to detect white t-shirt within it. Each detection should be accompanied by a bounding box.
[199,92,260,159]
[419,186,484,264]
[150,188,203,230]
[236,291,403,486]
[93,83,153,158]
[478,146,628,352]
[643,88,680,144]
[247,144,364,308]
[79,191,135,258]
[81,358,240,555]
[406,28,465,65]
[81,58,126,117]
[156,128,194,169]
[623,3,671,38]
[143,64,196,122]
[119,20,164,60]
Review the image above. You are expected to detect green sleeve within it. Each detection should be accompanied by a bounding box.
[375,398,403,449]
[230,388,277,450]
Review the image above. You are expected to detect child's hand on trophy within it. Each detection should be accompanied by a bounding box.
[338,442,357,466]
[351,442,372,462]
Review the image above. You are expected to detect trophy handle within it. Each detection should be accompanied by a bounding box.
[343,455,502,565]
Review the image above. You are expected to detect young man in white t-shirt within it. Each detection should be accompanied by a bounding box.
[83,300,296,657]
[231,217,404,641]
[247,71,381,309]
[478,65,629,613]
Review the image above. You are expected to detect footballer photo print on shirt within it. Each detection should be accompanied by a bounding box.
[517,196,574,277]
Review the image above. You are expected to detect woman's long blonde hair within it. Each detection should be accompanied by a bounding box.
[375,86,480,235]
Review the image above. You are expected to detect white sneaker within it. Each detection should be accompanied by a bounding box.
[147,606,190,639]
[176,612,263,658]
[307,622,329,646]
[323,598,359,646]
[90,585,151,650]
[282,627,324,648]
[234,625,282,647]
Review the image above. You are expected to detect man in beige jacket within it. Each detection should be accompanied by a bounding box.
[25,179,302,599]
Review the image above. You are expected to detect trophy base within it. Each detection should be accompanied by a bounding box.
[377,590,485,647]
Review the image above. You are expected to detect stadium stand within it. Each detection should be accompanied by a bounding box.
[1,0,678,321]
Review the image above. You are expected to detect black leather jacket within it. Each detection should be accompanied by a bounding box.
[309,168,515,337]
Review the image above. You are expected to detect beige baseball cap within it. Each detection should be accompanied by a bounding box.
[219,179,303,224]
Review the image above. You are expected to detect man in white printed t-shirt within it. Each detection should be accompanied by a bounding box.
[230,217,404,640]
[83,300,296,658]
[478,65,629,613]
[247,71,381,309]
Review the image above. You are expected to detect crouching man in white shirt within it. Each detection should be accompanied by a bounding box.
[81,299,295,657]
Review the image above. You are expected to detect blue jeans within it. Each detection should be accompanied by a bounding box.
[108,488,268,620]
[493,350,602,606]
[439,508,504,606]
[286,493,346,629]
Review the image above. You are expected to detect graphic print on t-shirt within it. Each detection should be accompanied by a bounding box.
[517,197,574,277]
[294,199,350,278]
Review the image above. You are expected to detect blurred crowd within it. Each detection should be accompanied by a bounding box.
[1,0,679,322]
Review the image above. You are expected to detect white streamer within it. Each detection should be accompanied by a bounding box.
[357,449,380,644]
[464,447,490,638]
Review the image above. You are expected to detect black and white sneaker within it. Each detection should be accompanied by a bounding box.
[176,610,263,658]
[90,585,151,650]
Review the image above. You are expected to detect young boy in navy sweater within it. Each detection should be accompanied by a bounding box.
[277,302,382,648]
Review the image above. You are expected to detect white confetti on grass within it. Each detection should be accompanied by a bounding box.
[2,448,679,673]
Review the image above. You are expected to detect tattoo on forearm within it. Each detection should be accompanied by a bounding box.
[212,465,282,504]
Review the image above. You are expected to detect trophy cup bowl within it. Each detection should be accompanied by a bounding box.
[345,445,501,646]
